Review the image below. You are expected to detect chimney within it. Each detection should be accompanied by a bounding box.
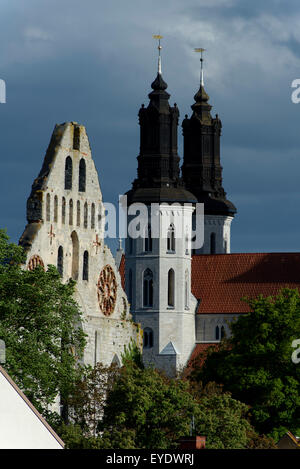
[178,436,206,450]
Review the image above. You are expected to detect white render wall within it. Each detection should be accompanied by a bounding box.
[197,214,233,254]
[196,313,240,342]
[19,122,142,371]
[125,203,197,375]
[0,370,63,449]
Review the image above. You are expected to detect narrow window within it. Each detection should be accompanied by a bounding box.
[185,269,189,309]
[65,156,73,190]
[91,203,95,229]
[77,201,80,227]
[144,224,152,252]
[168,268,175,307]
[143,328,154,349]
[46,193,51,222]
[62,197,66,224]
[84,202,88,228]
[129,236,133,255]
[71,231,79,280]
[83,251,89,281]
[143,268,153,307]
[215,326,220,341]
[57,246,63,277]
[167,224,175,252]
[79,158,86,192]
[69,199,73,225]
[221,325,225,339]
[54,195,58,223]
[210,233,216,254]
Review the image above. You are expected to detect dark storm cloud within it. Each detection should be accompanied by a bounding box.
[1,0,300,253]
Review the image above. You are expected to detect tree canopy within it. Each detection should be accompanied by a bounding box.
[192,288,300,440]
[0,229,86,417]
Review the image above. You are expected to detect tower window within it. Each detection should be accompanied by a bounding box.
[83,250,89,281]
[84,202,88,228]
[65,156,73,190]
[143,268,153,307]
[69,199,73,225]
[71,231,79,280]
[46,193,50,222]
[79,158,86,192]
[215,325,220,341]
[168,268,175,307]
[185,269,189,309]
[144,224,152,252]
[57,246,63,277]
[210,232,216,254]
[62,197,66,224]
[143,328,154,349]
[77,200,80,227]
[91,203,95,229]
[54,195,58,223]
[167,224,175,252]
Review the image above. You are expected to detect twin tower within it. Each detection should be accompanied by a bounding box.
[124,56,236,374]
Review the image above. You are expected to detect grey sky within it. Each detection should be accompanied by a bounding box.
[1,0,300,253]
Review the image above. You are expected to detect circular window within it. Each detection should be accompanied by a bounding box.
[97,265,117,316]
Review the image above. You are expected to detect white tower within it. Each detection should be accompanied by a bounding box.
[125,38,198,376]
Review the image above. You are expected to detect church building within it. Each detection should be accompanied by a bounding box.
[19,122,142,369]
[121,45,300,376]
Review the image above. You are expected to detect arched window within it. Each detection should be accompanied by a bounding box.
[83,251,89,281]
[77,200,80,227]
[62,197,66,224]
[168,268,175,307]
[221,325,225,339]
[215,325,220,341]
[69,199,73,225]
[91,203,95,229]
[54,195,58,223]
[144,224,152,252]
[143,268,153,307]
[46,193,50,222]
[185,231,189,255]
[210,232,216,254]
[143,328,154,349]
[65,156,72,190]
[79,158,86,192]
[167,223,175,252]
[71,231,79,280]
[84,202,88,228]
[185,269,189,309]
[57,246,63,277]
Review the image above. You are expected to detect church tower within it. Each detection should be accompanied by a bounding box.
[182,50,236,254]
[125,38,198,376]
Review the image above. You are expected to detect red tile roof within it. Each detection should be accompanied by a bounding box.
[192,252,300,314]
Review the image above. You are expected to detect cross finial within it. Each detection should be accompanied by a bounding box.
[194,48,206,87]
[153,34,163,75]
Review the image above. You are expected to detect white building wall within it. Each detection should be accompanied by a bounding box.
[196,214,233,254]
[0,370,63,449]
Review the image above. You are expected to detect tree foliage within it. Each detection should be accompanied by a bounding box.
[0,229,86,416]
[192,289,300,440]
[61,361,274,449]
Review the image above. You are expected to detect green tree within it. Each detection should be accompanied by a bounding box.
[63,360,272,449]
[192,289,300,440]
[0,229,86,417]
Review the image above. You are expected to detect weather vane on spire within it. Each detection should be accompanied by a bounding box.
[194,48,206,87]
[153,34,163,75]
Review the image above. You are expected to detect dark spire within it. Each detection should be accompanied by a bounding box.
[181,65,236,216]
[127,41,197,204]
